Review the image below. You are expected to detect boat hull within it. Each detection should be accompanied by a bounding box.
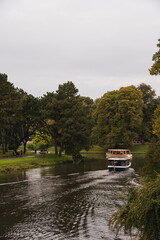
[108,159,131,172]
[108,166,130,171]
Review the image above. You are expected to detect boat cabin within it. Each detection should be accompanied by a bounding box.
[106,149,132,159]
[108,149,130,155]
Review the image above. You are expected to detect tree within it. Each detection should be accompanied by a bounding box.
[137,83,156,105]
[137,83,158,142]
[93,86,144,149]
[109,119,160,239]
[11,93,42,153]
[153,105,160,139]
[149,39,160,75]
[40,91,61,155]
[143,141,160,179]
[19,94,41,153]
[109,175,160,240]
[79,96,96,145]
[41,82,94,160]
[0,74,22,153]
[32,131,52,151]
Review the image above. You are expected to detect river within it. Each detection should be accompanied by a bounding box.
[0,154,145,240]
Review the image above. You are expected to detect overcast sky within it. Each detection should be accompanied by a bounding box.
[0,0,160,99]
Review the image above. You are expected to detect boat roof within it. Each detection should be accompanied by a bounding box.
[108,149,130,151]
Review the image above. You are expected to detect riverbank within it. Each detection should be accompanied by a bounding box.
[81,145,106,154]
[130,144,148,154]
[81,144,149,154]
[0,153,73,173]
[0,144,148,173]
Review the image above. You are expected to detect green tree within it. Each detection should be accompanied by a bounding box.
[137,83,158,142]
[109,121,160,240]
[149,39,160,75]
[0,74,21,153]
[143,141,160,179]
[32,131,52,151]
[109,175,160,240]
[41,82,93,160]
[93,86,144,149]
[13,93,41,153]
[153,105,160,139]
[40,91,60,155]
[140,106,160,177]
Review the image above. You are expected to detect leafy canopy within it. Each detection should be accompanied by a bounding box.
[33,131,52,151]
[93,86,144,148]
[40,81,94,159]
[0,74,22,152]
[149,39,160,75]
[153,105,160,139]
[137,83,158,141]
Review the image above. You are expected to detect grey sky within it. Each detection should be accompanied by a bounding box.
[0,0,160,99]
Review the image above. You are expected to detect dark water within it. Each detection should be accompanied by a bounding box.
[0,154,145,240]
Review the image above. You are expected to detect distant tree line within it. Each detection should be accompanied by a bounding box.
[0,75,95,161]
[1,39,160,161]
[0,73,41,154]
[93,84,160,149]
[0,76,160,158]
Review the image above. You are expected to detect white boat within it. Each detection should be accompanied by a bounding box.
[106,149,132,160]
[107,157,131,172]
[106,149,132,171]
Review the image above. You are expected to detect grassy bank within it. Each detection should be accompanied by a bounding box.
[0,150,35,159]
[0,154,73,173]
[81,144,149,154]
[0,144,148,173]
[130,144,149,154]
[81,145,106,154]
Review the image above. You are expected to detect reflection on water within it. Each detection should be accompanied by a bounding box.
[0,154,145,240]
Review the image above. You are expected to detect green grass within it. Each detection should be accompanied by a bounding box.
[0,150,35,159]
[82,153,106,160]
[81,145,106,154]
[48,146,56,153]
[131,144,149,154]
[0,150,13,158]
[0,144,148,173]
[0,153,73,173]
[82,144,148,154]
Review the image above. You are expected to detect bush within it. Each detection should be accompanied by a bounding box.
[143,141,160,179]
[27,143,35,150]
[109,175,160,240]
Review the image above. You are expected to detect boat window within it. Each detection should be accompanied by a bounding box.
[108,160,114,166]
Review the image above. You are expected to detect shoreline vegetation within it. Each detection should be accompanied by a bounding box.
[0,144,148,173]
[0,153,73,173]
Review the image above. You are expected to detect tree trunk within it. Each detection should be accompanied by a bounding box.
[1,134,5,154]
[23,141,27,154]
[54,140,58,155]
[2,143,5,154]
[5,142,8,152]
[59,146,63,156]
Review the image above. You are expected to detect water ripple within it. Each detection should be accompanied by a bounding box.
[0,165,137,240]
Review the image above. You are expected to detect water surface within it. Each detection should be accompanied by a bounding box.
[0,154,144,240]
